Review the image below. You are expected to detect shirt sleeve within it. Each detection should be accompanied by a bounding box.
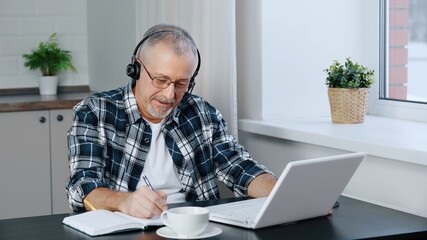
[65,98,109,212]
[211,109,274,197]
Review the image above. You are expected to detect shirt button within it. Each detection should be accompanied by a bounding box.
[144,138,150,143]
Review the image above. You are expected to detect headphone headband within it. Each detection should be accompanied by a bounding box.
[126,30,201,94]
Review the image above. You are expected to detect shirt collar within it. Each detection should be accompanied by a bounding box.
[165,92,191,125]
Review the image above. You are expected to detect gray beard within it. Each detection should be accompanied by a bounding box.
[147,103,172,119]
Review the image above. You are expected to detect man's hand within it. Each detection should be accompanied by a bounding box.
[248,173,277,198]
[83,187,167,219]
[117,187,168,218]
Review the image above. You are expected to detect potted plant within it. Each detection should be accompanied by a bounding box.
[324,57,374,123]
[22,33,76,95]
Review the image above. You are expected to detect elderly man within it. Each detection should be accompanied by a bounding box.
[66,24,276,219]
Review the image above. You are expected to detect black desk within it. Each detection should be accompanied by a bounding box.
[1,196,427,240]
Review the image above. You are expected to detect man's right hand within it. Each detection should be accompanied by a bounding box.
[117,187,168,218]
[83,187,168,219]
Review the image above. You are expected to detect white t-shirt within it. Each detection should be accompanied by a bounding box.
[136,120,186,204]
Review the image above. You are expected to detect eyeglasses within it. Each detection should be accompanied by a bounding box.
[140,62,190,93]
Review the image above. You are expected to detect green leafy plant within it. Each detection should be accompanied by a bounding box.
[324,57,374,88]
[22,33,76,76]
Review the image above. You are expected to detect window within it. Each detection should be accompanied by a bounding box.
[373,0,427,122]
[381,0,427,103]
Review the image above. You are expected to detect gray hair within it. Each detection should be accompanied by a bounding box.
[138,24,198,61]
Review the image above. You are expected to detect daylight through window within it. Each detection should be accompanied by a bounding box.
[382,0,427,104]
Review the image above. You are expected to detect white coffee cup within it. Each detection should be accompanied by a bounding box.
[160,206,210,237]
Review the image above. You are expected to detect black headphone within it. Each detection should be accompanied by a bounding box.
[126,30,201,94]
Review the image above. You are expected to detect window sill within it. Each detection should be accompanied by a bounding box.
[238,115,427,166]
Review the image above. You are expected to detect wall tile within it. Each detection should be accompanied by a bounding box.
[73,36,88,55]
[73,0,87,15]
[0,0,38,17]
[18,17,56,36]
[38,0,75,16]
[0,17,18,36]
[0,0,88,89]
[55,16,87,35]
[0,56,19,75]
[72,54,88,73]
[0,37,33,56]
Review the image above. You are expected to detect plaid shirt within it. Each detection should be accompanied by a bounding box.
[66,80,271,212]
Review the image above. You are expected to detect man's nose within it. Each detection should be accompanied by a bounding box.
[162,83,175,99]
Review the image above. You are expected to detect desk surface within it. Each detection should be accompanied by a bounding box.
[1,196,427,240]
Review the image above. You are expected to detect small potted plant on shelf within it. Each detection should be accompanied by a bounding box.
[324,57,374,124]
[22,33,76,95]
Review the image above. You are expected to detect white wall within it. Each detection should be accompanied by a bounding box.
[236,0,427,218]
[86,0,136,92]
[236,0,263,120]
[0,0,88,89]
[237,0,365,120]
[135,0,239,136]
[239,131,427,218]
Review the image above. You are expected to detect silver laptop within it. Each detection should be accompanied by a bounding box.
[207,152,365,229]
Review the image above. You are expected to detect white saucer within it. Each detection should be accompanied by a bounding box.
[156,225,222,239]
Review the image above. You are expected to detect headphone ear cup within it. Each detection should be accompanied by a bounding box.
[126,61,141,80]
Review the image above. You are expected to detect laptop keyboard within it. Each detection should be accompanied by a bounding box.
[209,198,266,221]
[215,206,261,220]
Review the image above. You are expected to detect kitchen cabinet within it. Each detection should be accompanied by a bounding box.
[0,109,72,219]
[50,109,73,214]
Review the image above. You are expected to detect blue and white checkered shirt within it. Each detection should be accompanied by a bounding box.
[66,80,271,212]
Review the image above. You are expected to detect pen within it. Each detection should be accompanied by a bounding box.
[142,175,154,191]
[84,198,97,211]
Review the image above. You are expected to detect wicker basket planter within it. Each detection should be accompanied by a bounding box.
[327,88,369,124]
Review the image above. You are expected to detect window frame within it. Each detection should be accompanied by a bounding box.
[367,0,427,122]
